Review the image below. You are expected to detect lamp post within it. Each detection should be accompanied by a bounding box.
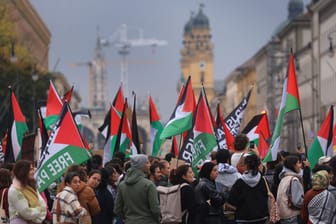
[10,41,19,101]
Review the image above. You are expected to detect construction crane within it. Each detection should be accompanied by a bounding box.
[101,24,167,97]
[71,31,107,109]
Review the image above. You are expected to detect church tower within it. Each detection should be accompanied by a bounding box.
[180,4,214,103]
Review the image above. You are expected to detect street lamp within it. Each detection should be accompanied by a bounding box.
[10,41,20,101]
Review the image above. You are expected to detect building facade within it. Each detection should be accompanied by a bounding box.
[180,4,215,103]
[7,0,50,71]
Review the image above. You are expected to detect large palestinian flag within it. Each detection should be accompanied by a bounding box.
[264,51,301,162]
[4,90,28,163]
[179,89,217,174]
[36,102,91,192]
[308,106,333,169]
[160,76,194,139]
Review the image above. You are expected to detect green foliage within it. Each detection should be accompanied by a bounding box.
[0,60,52,136]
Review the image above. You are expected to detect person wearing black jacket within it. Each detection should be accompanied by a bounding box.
[194,162,227,224]
[170,164,196,224]
[228,154,268,224]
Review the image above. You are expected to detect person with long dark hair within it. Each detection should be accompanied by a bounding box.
[194,162,227,224]
[52,172,87,223]
[92,168,115,224]
[8,160,47,223]
[169,164,195,224]
[228,153,268,224]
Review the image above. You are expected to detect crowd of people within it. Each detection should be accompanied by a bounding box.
[0,133,336,224]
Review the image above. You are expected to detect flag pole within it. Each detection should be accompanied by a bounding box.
[298,108,308,156]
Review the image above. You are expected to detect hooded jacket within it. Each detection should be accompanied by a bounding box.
[114,167,160,224]
[228,171,268,222]
[215,163,241,193]
[276,168,304,219]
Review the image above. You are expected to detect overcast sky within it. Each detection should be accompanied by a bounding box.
[30,0,309,121]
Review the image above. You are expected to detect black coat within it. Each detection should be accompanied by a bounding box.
[228,177,268,221]
[193,178,227,224]
[178,180,196,224]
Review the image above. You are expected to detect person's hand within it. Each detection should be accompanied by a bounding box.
[302,159,310,168]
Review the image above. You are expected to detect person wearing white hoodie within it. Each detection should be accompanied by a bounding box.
[215,149,241,194]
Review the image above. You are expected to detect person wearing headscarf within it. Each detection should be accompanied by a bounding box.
[114,154,160,224]
[194,162,227,224]
[301,170,336,224]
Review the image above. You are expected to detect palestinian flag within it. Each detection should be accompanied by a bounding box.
[62,85,73,103]
[4,90,28,163]
[264,51,301,162]
[149,96,164,156]
[99,85,124,138]
[242,112,271,158]
[44,80,63,130]
[116,99,138,158]
[102,106,121,165]
[179,89,217,174]
[215,103,234,150]
[113,85,125,114]
[36,102,91,192]
[308,106,333,169]
[160,76,194,139]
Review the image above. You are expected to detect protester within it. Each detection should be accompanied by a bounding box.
[8,160,47,223]
[230,134,249,168]
[328,156,336,198]
[215,149,241,194]
[272,151,290,197]
[58,164,100,223]
[149,162,162,186]
[52,171,87,223]
[301,170,336,223]
[277,155,304,224]
[228,154,268,224]
[169,164,195,224]
[87,170,102,190]
[0,168,12,220]
[92,168,115,224]
[114,154,160,224]
[194,162,227,224]
[158,160,170,186]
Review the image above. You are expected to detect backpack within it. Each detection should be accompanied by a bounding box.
[157,183,189,224]
[0,188,8,224]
